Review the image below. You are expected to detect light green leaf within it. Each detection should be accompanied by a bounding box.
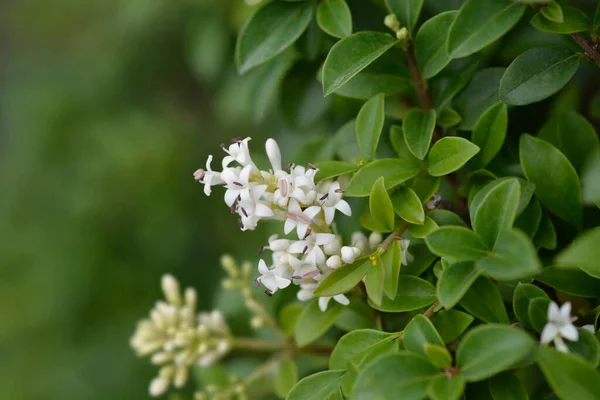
[333,119,361,163]
[438,108,463,128]
[404,315,445,357]
[582,151,600,204]
[391,186,425,225]
[357,94,385,160]
[314,257,371,297]
[370,177,395,231]
[287,370,346,400]
[322,32,397,96]
[530,7,589,34]
[425,226,489,261]
[537,267,600,298]
[448,0,526,58]
[427,375,466,400]
[403,109,437,160]
[354,353,439,400]
[279,302,305,337]
[415,11,458,79]
[274,358,299,398]
[500,46,580,106]
[294,300,344,347]
[456,324,535,382]
[330,329,396,370]
[317,0,352,39]
[454,67,505,131]
[460,276,509,323]
[471,103,508,168]
[333,73,411,100]
[469,177,535,222]
[537,348,600,400]
[432,310,475,343]
[408,216,439,238]
[520,134,582,229]
[424,344,453,369]
[314,161,357,181]
[428,137,480,177]
[345,159,421,197]
[556,227,600,279]
[437,261,481,308]
[384,0,425,34]
[540,1,563,23]
[428,209,467,227]
[382,240,402,299]
[401,243,438,276]
[489,372,529,400]
[235,1,313,74]
[412,175,442,204]
[365,262,385,307]
[369,275,436,312]
[513,283,549,330]
[335,299,375,332]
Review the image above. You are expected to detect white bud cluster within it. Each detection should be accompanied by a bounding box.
[130,274,232,397]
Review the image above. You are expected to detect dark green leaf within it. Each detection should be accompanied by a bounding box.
[428,375,466,400]
[471,103,508,168]
[567,328,600,367]
[403,109,437,160]
[356,93,385,160]
[294,300,345,346]
[425,226,489,261]
[514,198,543,238]
[533,213,557,250]
[489,372,529,400]
[460,276,509,323]
[287,370,346,400]
[437,261,481,308]
[513,283,549,329]
[454,67,504,131]
[425,344,453,369]
[469,177,535,222]
[401,243,439,276]
[414,11,458,79]
[314,257,371,297]
[333,73,412,100]
[345,159,421,197]
[333,119,361,163]
[428,137,480,177]
[317,0,352,39]
[540,1,563,23]
[404,314,445,356]
[431,56,480,109]
[314,161,357,181]
[369,275,437,312]
[528,297,551,332]
[530,7,589,34]
[274,358,298,398]
[582,151,600,204]
[428,209,467,227]
[391,186,425,225]
[432,310,475,343]
[438,108,463,128]
[556,227,600,279]
[537,348,600,400]
[370,177,395,232]
[382,240,402,299]
[537,267,600,298]
[408,216,439,238]
[335,299,375,331]
[412,175,442,204]
[385,0,425,34]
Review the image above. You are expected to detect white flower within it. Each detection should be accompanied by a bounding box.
[351,232,370,254]
[288,233,336,265]
[238,185,274,230]
[265,138,282,172]
[369,232,383,250]
[194,155,223,196]
[221,165,252,207]
[341,246,361,264]
[326,255,342,269]
[399,239,413,265]
[284,199,322,239]
[257,259,291,294]
[222,137,254,168]
[540,301,579,353]
[318,181,352,224]
[297,283,318,301]
[319,294,350,311]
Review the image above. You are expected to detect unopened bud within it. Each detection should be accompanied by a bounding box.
[251,316,264,329]
[341,246,358,264]
[220,254,238,278]
[369,232,383,250]
[326,255,342,269]
[161,274,182,306]
[384,14,400,32]
[396,27,408,41]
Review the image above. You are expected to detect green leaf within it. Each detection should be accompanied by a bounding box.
[528,297,551,332]
[431,56,480,109]
[414,11,458,79]
[513,283,549,330]
[403,109,437,160]
[354,353,439,400]
[404,314,445,356]
[333,73,411,100]
[424,344,453,369]
[425,226,489,261]
[384,0,425,34]
[489,372,529,400]
[314,257,371,297]
[556,227,600,279]
[472,178,520,248]
[428,209,467,227]
[316,0,352,39]
[365,262,385,307]
[408,216,439,238]
[568,327,600,367]
[595,2,600,34]
[530,7,589,34]
[391,186,425,225]
[382,240,402,299]
[520,134,582,229]
[427,375,466,400]
[369,275,437,312]
[460,276,509,323]
[438,108,463,128]
[401,243,439,276]
[370,177,395,231]
[314,161,357,181]
[537,267,600,298]
[432,310,475,343]
[448,0,526,58]
[471,103,508,168]
[345,159,421,197]
[333,119,361,163]
[469,177,535,222]
[330,329,396,370]
[294,300,345,346]
[428,137,480,177]
[540,1,563,23]
[412,175,442,204]
[287,370,346,400]
[582,151,600,204]
[533,214,557,250]
[279,302,305,336]
[514,198,543,238]
[500,46,580,106]
[274,358,298,398]
[538,111,599,172]
[537,348,600,400]
[356,94,385,160]
[322,32,397,96]
[454,67,504,131]
[437,261,481,308]
[335,299,375,332]
[235,1,313,74]
[456,324,535,382]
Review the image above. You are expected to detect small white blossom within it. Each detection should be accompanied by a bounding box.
[257,259,291,294]
[318,181,352,224]
[222,138,254,168]
[319,294,350,312]
[194,155,223,196]
[540,301,579,353]
[284,199,322,239]
[326,255,342,269]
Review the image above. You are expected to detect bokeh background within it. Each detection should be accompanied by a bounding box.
[1,0,598,399]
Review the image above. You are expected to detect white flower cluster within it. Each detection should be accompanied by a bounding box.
[540,301,579,353]
[195,138,411,312]
[130,275,231,397]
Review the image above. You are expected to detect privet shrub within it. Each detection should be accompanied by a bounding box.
[131,0,600,399]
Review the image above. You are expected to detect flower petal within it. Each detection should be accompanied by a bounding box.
[554,336,570,353]
[318,297,331,312]
[333,294,350,306]
[548,301,560,321]
[255,203,274,218]
[258,259,269,274]
[303,206,322,220]
[560,324,579,342]
[540,323,558,344]
[335,200,352,216]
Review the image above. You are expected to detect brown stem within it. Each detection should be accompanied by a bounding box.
[406,40,432,111]
[571,33,600,68]
[380,223,409,249]
[423,301,440,319]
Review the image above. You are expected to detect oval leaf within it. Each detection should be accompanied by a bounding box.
[330,329,396,370]
[314,161,358,182]
[415,11,458,79]
[384,0,425,34]
[425,226,489,261]
[432,310,475,343]
[274,358,299,398]
[556,227,600,279]
[357,93,385,160]
[369,275,436,312]
[294,299,345,346]
[370,177,395,231]
[471,102,508,168]
[317,0,353,39]
[428,137,480,177]
[437,261,481,309]
[314,257,371,297]
[404,314,445,356]
[391,186,425,225]
[345,158,421,197]
[460,276,509,323]
[530,7,589,34]
[537,267,600,298]
[403,109,437,160]
[428,375,466,400]
[489,372,529,400]
[454,67,505,130]
[287,369,346,400]
[513,283,549,329]
[537,348,600,400]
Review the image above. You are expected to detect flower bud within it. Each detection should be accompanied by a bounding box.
[161,274,182,306]
[369,232,383,250]
[326,255,342,269]
[324,237,342,255]
[220,254,238,278]
[341,246,357,264]
[396,27,408,41]
[149,376,169,397]
[266,138,282,171]
[384,13,400,32]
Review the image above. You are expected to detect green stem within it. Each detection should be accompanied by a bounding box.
[234,337,333,356]
[380,223,409,249]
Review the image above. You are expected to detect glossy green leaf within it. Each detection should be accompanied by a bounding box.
[533,214,557,250]
[356,93,385,160]
[528,297,551,332]
[456,324,535,382]
[401,243,438,276]
[404,315,445,356]
[274,358,299,398]
[384,0,425,34]
[437,261,481,308]
[414,11,458,79]
[460,276,509,323]
[370,177,395,232]
[322,32,397,96]
[556,227,600,279]
[514,198,542,238]
[354,353,439,400]
[430,56,480,109]
[582,151,600,204]
[537,267,600,298]
[314,257,371,297]
[469,177,535,222]
[454,68,504,130]
[428,209,467,227]
[314,161,357,181]
[294,299,344,346]
[390,124,421,162]
[471,103,507,168]
[408,216,439,238]
[360,209,393,233]
[235,1,313,74]
[424,344,453,369]
[428,375,466,400]
[568,327,600,367]
[428,137,480,177]
[382,240,402,299]
[438,108,463,128]
[500,46,580,106]
[365,262,385,307]
[477,229,542,280]
[345,159,421,197]
[333,73,411,100]
[540,1,563,23]
[287,370,346,400]
[513,283,549,329]
[317,0,352,39]
[369,275,436,312]
[425,226,489,261]
[520,134,582,229]
[537,348,600,400]
[489,372,529,400]
[330,329,396,370]
[391,186,425,225]
[433,310,475,343]
[403,109,437,160]
[448,0,526,58]
[530,7,589,34]
[412,175,442,204]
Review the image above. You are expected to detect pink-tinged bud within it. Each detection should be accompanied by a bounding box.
[193,169,205,182]
[265,138,282,171]
[279,179,288,197]
[303,269,320,278]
